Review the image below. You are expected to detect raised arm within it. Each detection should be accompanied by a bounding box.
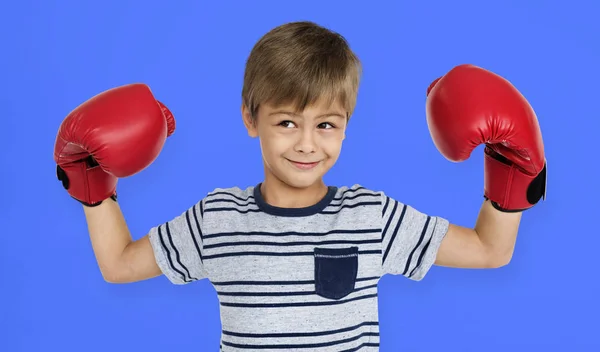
[83,199,161,283]
[53,83,176,283]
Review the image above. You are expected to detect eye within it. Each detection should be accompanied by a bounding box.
[318,122,335,129]
[278,120,296,128]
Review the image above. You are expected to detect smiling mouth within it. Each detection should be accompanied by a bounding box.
[287,159,321,170]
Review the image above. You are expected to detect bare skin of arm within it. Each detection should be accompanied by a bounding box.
[83,199,161,283]
[435,199,522,269]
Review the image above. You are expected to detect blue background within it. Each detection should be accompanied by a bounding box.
[2,0,598,351]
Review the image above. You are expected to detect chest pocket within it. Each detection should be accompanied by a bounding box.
[314,246,359,300]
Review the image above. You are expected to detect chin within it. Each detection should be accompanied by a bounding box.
[286,179,321,189]
[278,170,326,190]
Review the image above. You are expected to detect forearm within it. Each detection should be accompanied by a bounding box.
[83,199,133,280]
[474,199,522,265]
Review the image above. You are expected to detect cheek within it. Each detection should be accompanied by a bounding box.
[260,133,293,156]
[320,133,344,155]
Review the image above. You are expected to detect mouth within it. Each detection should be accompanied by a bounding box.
[287,159,321,170]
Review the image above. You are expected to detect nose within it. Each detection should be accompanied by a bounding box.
[293,127,317,154]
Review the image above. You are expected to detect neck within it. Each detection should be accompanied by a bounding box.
[260,177,328,209]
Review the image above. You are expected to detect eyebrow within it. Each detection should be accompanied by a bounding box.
[269,110,346,119]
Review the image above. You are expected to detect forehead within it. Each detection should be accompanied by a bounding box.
[263,98,346,117]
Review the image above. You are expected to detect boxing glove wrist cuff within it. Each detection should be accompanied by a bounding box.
[484,149,547,212]
[71,193,118,207]
[56,163,118,206]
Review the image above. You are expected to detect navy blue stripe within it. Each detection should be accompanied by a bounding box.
[220,292,378,308]
[382,203,407,265]
[339,342,380,352]
[206,191,253,203]
[409,217,438,278]
[402,216,431,276]
[203,228,380,240]
[205,197,254,207]
[204,238,380,250]
[222,321,378,338]
[165,222,197,282]
[221,331,379,350]
[157,224,192,283]
[211,276,380,286]
[381,196,390,218]
[203,188,377,212]
[381,199,398,243]
[204,207,261,214]
[203,249,381,260]
[328,192,380,205]
[185,207,203,264]
[217,283,378,297]
[321,201,382,214]
[204,201,381,215]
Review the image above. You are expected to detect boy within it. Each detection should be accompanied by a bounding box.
[54,21,546,351]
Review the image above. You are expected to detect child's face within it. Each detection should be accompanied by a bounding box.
[243,99,347,189]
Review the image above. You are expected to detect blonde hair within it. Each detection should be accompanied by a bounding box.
[242,21,362,119]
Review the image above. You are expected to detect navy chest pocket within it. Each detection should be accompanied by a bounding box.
[314,246,359,300]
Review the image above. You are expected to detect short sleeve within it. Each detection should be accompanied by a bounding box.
[380,194,449,280]
[148,199,209,284]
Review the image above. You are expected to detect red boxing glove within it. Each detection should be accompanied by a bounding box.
[54,83,176,206]
[425,64,546,212]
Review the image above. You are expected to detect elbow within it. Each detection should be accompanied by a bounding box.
[486,253,513,268]
[102,274,125,284]
[100,266,132,284]
[101,271,123,284]
[483,243,515,268]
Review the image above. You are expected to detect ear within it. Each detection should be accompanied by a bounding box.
[241,103,258,138]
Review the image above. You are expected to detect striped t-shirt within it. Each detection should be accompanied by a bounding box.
[148,184,449,351]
